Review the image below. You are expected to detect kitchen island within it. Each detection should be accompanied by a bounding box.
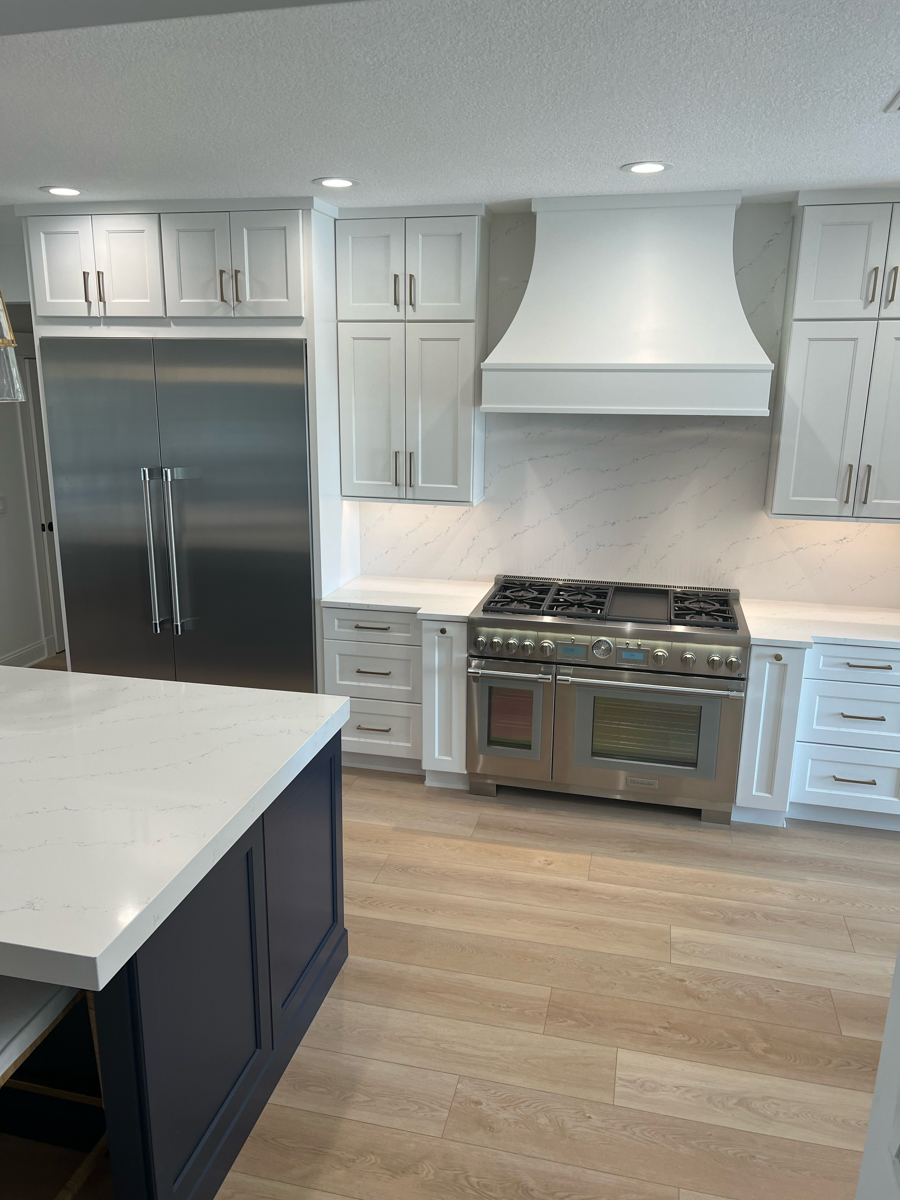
[0,666,349,1200]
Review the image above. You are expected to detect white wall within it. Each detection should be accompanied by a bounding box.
[358,202,900,607]
[0,207,28,301]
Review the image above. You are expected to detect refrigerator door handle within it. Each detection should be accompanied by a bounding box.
[140,467,164,633]
[162,467,185,635]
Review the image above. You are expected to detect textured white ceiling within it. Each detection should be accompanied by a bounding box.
[0,0,898,208]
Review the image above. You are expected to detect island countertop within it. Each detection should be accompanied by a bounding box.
[0,667,348,991]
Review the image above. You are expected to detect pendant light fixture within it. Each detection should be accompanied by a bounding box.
[0,289,25,402]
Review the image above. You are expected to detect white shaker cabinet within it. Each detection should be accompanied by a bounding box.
[421,619,468,779]
[27,216,96,317]
[229,210,304,318]
[735,644,806,814]
[160,212,234,316]
[90,214,165,318]
[336,218,405,320]
[793,204,892,320]
[855,323,900,520]
[405,217,478,321]
[338,323,406,500]
[406,323,479,503]
[882,205,900,317]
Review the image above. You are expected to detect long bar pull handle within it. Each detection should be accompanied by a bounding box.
[862,463,872,505]
[355,623,391,631]
[833,775,878,786]
[888,265,899,305]
[467,668,554,683]
[840,712,887,721]
[409,273,415,310]
[96,271,106,303]
[557,675,744,699]
[233,268,241,304]
[219,268,229,304]
[847,661,893,670]
[843,463,853,505]
[394,450,400,488]
[356,668,392,676]
[409,450,414,488]
[357,725,392,733]
[393,273,400,309]
[161,467,184,635]
[869,265,880,305]
[140,468,163,634]
[82,271,91,305]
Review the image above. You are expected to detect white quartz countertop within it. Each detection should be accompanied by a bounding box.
[742,598,900,649]
[0,667,348,991]
[321,575,495,621]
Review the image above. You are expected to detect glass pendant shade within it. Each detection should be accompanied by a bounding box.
[0,289,25,402]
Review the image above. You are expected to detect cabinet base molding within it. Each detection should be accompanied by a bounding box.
[731,806,787,827]
[788,802,900,832]
[424,769,469,790]
[343,751,423,775]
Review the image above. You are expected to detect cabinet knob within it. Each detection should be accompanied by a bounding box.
[440,628,447,635]
[774,653,783,662]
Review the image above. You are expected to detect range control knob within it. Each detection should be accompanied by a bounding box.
[726,656,742,673]
[521,639,536,656]
[707,653,723,671]
[539,640,555,658]
[591,637,614,659]
[651,648,668,666]
[489,635,503,652]
[473,635,487,652]
[680,651,697,667]
[506,637,519,653]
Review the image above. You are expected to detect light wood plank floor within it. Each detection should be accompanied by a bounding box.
[219,769,898,1200]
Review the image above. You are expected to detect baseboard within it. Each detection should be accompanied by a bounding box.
[424,769,469,790]
[732,806,788,827]
[0,636,57,668]
[343,751,423,775]
[787,803,900,832]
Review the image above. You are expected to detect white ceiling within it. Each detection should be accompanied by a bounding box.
[0,0,898,209]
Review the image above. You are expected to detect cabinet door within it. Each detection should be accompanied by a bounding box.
[771,322,876,517]
[338,323,406,499]
[406,322,475,502]
[881,204,900,317]
[855,322,900,520]
[735,645,806,813]
[160,212,233,317]
[27,216,96,316]
[336,218,405,319]
[421,619,467,776]
[230,210,303,317]
[91,214,165,317]
[793,204,891,319]
[405,216,478,320]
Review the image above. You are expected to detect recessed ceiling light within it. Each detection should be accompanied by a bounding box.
[312,177,355,188]
[40,185,81,196]
[619,161,671,174]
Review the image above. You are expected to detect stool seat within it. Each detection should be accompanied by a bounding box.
[0,975,78,1086]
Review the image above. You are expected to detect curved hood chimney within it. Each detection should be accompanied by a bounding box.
[481,191,773,416]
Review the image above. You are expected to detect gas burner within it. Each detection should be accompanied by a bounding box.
[671,591,737,629]
[544,584,611,618]
[482,579,555,615]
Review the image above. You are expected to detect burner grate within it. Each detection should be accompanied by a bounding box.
[671,591,738,629]
[544,584,611,619]
[482,579,555,615]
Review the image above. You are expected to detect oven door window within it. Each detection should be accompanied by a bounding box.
[591,695,701,768]
[488,686,535,750]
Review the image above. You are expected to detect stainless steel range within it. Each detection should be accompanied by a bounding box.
[467,576,750,822]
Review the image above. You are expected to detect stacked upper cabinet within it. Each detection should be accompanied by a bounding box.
[335,214,487,505]
[27,210,303,320]
[768,198,900,521]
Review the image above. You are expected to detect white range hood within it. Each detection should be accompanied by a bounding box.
[481,191,773,416]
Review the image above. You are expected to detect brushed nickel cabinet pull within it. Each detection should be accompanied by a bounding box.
[869,265,880,304]
[233,268,241,304]
[847,661,892,670]
[862,463,872,505]
[394,449,400,487]
[354,623,391,631]
[888,265,899,304]
[393,273,400,309]
[357,724,392,733]
[219,268,228,303]
[82,270,91,304]
[409,450,414,487]
[833,775,877,786]
[843,463,853,504]
[840,712,887,721]
[356,667,392,676]
[409,273,415,309]
[96,271,106,303]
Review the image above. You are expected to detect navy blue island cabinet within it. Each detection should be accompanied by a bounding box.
[93,733,347,1200]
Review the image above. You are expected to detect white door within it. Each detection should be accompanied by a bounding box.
[336,218,405,320]
[421,619,468,776]
[405,216,478,321]
[229,210,303,317]
[160,212,233,317]
[338,323,406,500]
[793,204,891,320]
[855,322,900,520]
[771,321,876,517]
[881,203,900,318]
[91,214,165,317]
[406,323,475,503]
[27,216,96,317]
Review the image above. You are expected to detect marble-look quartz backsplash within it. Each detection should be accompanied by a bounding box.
[359,203,900,607]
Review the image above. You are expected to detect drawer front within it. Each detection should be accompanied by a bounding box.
[806,642,900,686]
[324,639,422,703]
[797,679,900,752]
[790,743,900,814]
[342,699,422,759]
[322,607,421,646]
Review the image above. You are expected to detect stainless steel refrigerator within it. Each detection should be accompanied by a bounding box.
[40,338,315,691]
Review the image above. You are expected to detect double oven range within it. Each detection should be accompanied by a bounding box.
[467,576,749,822]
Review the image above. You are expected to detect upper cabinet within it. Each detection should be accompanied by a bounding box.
[28,208,304,320]
[336,215,479,322]
[883,212,900,318]
[856,323,900,520]
[793,204,894,320]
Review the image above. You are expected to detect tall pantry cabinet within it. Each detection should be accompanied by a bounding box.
[335,213,487,505]
[767,195,900,521]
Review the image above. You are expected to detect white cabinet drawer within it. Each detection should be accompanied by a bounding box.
[805,642,900,685]
[342,699,422,759]
[324,639,422,703]
[322,607,421,645]
[790,743,900,814]
[797,679,900,752]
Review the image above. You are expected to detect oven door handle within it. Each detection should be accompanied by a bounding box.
[557,675,743,699]
[468,667,553,683]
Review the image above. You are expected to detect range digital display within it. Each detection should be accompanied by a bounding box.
[621,649,647,662]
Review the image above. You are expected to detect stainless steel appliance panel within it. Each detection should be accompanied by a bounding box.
[153,340,314,691]
[467,659,554,782]
[41,338,175,679]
